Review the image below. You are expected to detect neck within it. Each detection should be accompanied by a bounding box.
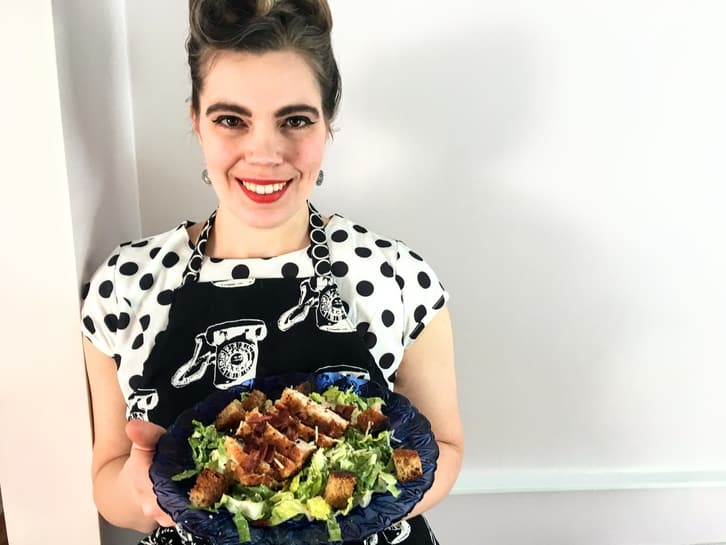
[206,205,310,259]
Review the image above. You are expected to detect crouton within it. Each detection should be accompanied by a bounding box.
[189,468,228,508]
[392,449,423,482]
[323,471,357,509]
[241,389,267,411]
[354,407,389,434]
[214,399,246,430]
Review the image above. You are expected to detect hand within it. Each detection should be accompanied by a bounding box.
[124,420,176,528]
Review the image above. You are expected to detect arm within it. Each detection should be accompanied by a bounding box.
[83,336,174,532]
[393,306,464,518]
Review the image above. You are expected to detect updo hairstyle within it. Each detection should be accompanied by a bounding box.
[187,0,341,123]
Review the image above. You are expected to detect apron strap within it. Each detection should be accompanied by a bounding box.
[182,202,332,284]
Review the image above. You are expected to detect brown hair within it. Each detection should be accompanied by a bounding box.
[187,0,341,123]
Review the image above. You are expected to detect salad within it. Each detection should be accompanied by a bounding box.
[171,384,423,543]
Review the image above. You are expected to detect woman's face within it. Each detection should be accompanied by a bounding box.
[192,49,328,230]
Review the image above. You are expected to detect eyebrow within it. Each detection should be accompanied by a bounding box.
[205,102,321,118]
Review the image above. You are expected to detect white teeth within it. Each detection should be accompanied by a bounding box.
[241,181,287,194]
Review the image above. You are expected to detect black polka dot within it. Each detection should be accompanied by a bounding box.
[387,371,397,385]
[162,252,180,268]
[113,354,122,369]
[83,316,95,334]
[353,224,368,233]
[120,240,131,247]
[356,324,369,339]
[139,273,154,290]
[381,310,395,327]
[132,334,144,350]
[140,315,151,331]
[380,262,394,278]
[98,280,113,299]
[379,353,395,369]
[119,262,139,276]
[375,239,393,248]
[331,261,349,277]
[315,261,331,276]
[356,281,374,297]
[80,282,90,300]
[128,374,143,389]
[131,240,149,248]
[117,313,130,330]
[310,213,324,229]
[149,247,161,259]
[311,229,326,244]
[103,314,118,332]
[281,263,299,278]
[157,290,173,305]
[414,305,427,322]
[355,247,372,258]
[395,275,405,290]
[410,322,425,340]
[107,254,119,267]
[210,257,223,263]
[409,250,423,261]
[418,272,432,289]
[363,331,377,349]
[331,230,349,243]
[232,264,250,279]
[433,295,446,310]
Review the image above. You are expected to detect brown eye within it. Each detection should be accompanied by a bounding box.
[284,116,313,129]
[213,115,243,129]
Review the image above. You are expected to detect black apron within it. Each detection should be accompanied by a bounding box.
[135,202,438,545]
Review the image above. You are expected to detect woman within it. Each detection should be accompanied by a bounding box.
[81,1,463,543]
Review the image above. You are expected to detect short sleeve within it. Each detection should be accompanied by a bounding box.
[395,241,450,349]
[80,247,121,357]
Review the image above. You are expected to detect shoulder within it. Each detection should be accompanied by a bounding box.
[88,221,194,306]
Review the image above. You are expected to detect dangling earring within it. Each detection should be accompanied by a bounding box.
[201,169,212,185]
[316,170,324,186]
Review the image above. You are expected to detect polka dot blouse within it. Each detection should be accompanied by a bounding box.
[80,212,449,403]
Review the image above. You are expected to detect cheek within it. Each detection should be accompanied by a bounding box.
[289,136,326,170]
[199,130,238,168]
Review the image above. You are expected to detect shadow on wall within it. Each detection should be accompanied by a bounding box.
[52,1,141,283]
[327,25,636,467]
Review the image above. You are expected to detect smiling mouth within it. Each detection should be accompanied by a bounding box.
[238,178,292,195]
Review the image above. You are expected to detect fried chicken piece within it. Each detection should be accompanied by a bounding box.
[279,388,349,438]
[189,468,228,508]
[353,406,389,434]
[262,422,316,465]
[214,399,246,431]
[323,471,357,509]
[392,449,423,482]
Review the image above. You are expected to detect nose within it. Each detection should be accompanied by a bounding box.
[244,124,283,166]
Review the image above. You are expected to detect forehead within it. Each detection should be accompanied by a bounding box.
[200,49,323,111]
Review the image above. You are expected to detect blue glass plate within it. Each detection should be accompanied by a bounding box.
[150,372,439,545]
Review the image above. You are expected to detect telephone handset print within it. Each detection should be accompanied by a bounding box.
[170,319,268,389]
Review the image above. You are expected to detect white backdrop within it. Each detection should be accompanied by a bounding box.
[125,0,726,492]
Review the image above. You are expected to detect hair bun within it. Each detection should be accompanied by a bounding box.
[283,0,333,33]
